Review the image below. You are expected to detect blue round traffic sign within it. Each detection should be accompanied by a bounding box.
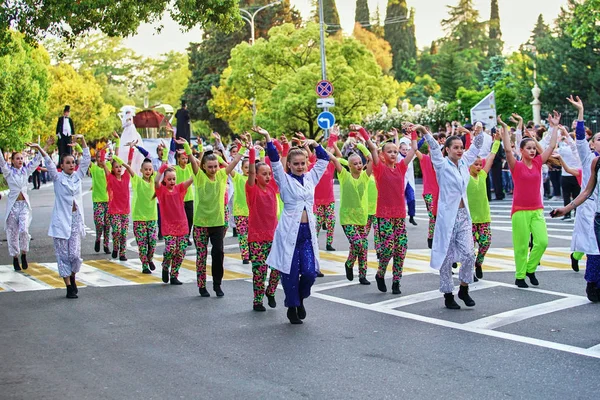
[316,80,334,98]
[317,111,336,130]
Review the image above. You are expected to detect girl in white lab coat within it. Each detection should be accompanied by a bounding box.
[420,126,484,309]
[0,145,42,271]
[255,127,329,325]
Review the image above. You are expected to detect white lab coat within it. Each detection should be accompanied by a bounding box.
[572,138,599,254]
[425,133,480,270]
[266,158,328,274]
[0,151,41,228]
[399,137,416,189]
[45,148,91,239]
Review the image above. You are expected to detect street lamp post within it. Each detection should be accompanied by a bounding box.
[241,0,282,126]
[524,44,542,126]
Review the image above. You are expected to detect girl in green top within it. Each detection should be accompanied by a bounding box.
[188,136,247,298]
[174,150,195,243]
[230,157,251,264]
[89,150,111,254]
[467,133,501,281]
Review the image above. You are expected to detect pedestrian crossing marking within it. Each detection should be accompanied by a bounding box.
[84,260,163,284]
[179,258,252,280]
[319,251,421,273]
[543,249,584,259]
[483,251,574,270]
[23,263,86,289]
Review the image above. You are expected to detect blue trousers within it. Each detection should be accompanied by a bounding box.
[280,223,317,307]
[405,184,415,217]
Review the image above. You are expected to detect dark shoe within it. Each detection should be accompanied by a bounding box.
[297,301,306,320]
[444,293,460,309]
[94,240,100,253]
[586,282,599,303]
[103,245,110,254]
[375,275,387,292]
[162,268,169,283]
[148,261,156,271]
[199,287,210,297]
[571,253,580,272]
[187,239,192,247]
[142,269,151,274]
[253,304,266,312]
[515,278,529,288]
[20,254,28,270]
[170,277,183,285]
[13,257,21,271]
[473,275,479,282]
[475,265,483,279]
[409,216,417,226]
[214,285,224,297]
[232,228,238,237]
[266,293,277,308]
[111,250,118,259]
[69,275,78,295]
[561,215,571,221]
[427,238,433,249]
[322,223,327,230]
[158,234,164,240]
[243,259,250,265]
[391,281,401,295]
[458,285,475,307]
[526,272,539,286]
[452,262,458,269]
[326,244,336,251]
[359,277,371,285]
[316,272,324,277]
[66,285,78,299]
[345,265,354,281]
[287,307,303,324]
[119,255,127,261]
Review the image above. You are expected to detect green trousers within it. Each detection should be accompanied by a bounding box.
[512,209,548,279]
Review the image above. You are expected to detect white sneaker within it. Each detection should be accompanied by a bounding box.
[550,196,562,201]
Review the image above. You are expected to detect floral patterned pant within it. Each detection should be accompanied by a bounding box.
[440,209,474,293]
[224,204,230,232]
[6,200,30,257]
[315,202,335,246]
[162,235,188,278]
[472,222,492,268]
[249,241,280,305]
[423,194,436,241]
[133,220,157,271]
[367,214,378,250]
[54,211,82,278]
[110,214,129,257]
[193,226,225,288]
[375,217,407,282]
[93,202,110,247]
[234,216,250,261]
[342,224,369,279]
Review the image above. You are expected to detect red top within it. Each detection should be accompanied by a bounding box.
[372,160,408,218]
[156,183,189,236]
[107,172,130,215]
[420,155,439,216]
[510,155,543,215]
[314,162,335,205]
[246,182,279,243]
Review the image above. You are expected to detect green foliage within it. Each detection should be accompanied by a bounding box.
[323,0,341,35]
[441,0,487,52]
[435,43,480,101]
[406,75,440,106]
[353,23,393,74]
[480,56,509,90]
[0,31,50,150]
[355,0,371,30]
[565,0,600,48]
[1,0,241,49]
[488,0,503,56]
[147,52,190,107]
[385,0,417,82]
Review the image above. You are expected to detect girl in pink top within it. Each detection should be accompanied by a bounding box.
[499,113,559,288]
[416,135,441,249]
[314,162,336,251]
[104,156,131,261]
[352,124,417,295]
[154,165,194,285]
[245,147,281,312]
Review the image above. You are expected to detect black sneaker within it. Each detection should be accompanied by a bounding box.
[475,265,483,279]
[458,285,475,307]
[214,285,224,297]
[111,249,118,259]
[148,261,156,271]
[316,272,324,277]
[444,293,460,309]
[287,307,303,324]
[162,268,169,283]
[586,282,599,302]
[526,272,539,286]
[515,278,529,288]
[253,304,266,312]
[170,277,183,285]
[69,275,78,295]
[94,240,100,253]
[571,253,580,272]
[13,257,21,271]
[66,285,78,299]
[452,262,458,269]
[119,255,127,261]
[391,281,401,295]
[142,269,151,274]
[20,254,28,270]
[409,216,417,226]
[103,245,110,254]
[232,228,238,237]
[345,265,354,281]
[427,238,433,249]
[199,287,210,297]
[266,293,277,308]
[359,277,370,285]
[326,244,336,251]
[297,301,306,320]
[243,259,250,265]
[375,275,387,293]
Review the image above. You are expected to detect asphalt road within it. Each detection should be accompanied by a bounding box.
[1,178,599,400]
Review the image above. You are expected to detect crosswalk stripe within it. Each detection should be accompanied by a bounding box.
[22,263,85,288]
[483,251,573,269]
[179,258,252,280]
[83,260,163,284]
[318,252,421,274]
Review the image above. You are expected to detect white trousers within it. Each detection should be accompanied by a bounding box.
[6,200,30,257]
[439,208,475,293]
[53,211,83,278]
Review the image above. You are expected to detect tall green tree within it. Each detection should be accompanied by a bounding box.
[565,0,600,48]
[371,4,385,38]
[384,0,417,82]
[488,0,503,56]
[322,0,342,35]
[355,0,371,30]
[529,14,551,48]
[441,0,487,52]
[435,43,479,101]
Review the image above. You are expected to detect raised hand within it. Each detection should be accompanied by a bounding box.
[497,114,507,126]
[112,131,119,139]
[414,125,428,136]
[251,126,269,136]
[566,95,583,111]
[125,139,139,147]
[511,113,523,122]
[548,111,562,127]
[174,137,188,145]
[212,132,221,142]
[349,124,363,131]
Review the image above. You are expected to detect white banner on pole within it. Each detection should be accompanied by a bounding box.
[470,91,497,128]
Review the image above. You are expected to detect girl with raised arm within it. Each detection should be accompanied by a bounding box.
[229,136,252,264]
[415,136,440,249]
[0,143,42,270]
[89,149,111,254]
[256,126,329,324]
[500,112,560,288]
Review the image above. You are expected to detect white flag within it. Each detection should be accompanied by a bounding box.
[470,91,497,128]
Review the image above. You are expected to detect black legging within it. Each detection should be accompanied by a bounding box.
[561,175,581,217]
[204,226,224,286]
[549,169,562,197]
[184,201,194,235]
[491,162,504,200]
[31,170,41,189]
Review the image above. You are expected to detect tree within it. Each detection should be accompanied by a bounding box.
[435,43,479,101]
[530,14,551,47]
[147,52,190,107]
[1,0,241,50]
[406,75,441,106]
[371,4,385,38]
[323,0,342,35]
[210,23,393,137]
[385,0,417,82]
[441,0,487,52]
[488,0,503,56]
[480,56,509,89]
[0,31,50,150]
[565,0,600,48]
[353,23,393,74]
[355,0,371,30]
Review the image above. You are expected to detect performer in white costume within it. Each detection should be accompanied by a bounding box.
[118,107,144,174]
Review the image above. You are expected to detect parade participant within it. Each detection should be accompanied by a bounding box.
[88,149,111,254]
[174,140,195,242]
[257,127,329,325]
[188,136,245,297]
[246,146,281,311]
[39,136,90,299]
[500,113,560,288]
[558,119,582,221]
[467,133,502,281]
[398,126,418,226]
[118,155,158,274]
[312,133,337,252]
[0,143,42,270]
[420,125,484,309]
[415,136,439,249]
[154,161,194,285]
[353,124,417,295]
[230,150,251,264]
[118,108,144,173]
[55,105,74,163]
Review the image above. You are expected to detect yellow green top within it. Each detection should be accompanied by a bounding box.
[193,168,228,227]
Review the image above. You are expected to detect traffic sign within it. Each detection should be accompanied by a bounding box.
[316,97,335,108]
[316,80,334,98]
[317,111,335,130]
